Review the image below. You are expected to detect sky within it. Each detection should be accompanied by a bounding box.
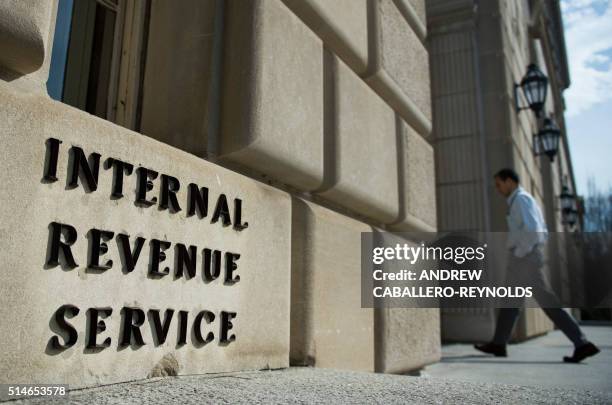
[560,0,612,196]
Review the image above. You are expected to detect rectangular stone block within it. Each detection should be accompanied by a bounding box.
[317,53,399,224]
[366,0,432,138]
[0,0,57,93]
[219,0,324,191]
[0,82,291,394]
[282,0,368,74]
[376,308,441,373]
[372,232,440,372]
[139,0,216,157]
[291,198,374,371]
[390,119,437,231]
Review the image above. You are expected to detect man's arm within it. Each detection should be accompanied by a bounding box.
[513,195,544,258]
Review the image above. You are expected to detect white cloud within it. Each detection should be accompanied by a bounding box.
[561,0,612,116]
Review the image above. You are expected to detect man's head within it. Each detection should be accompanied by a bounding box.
[494,168,520,197]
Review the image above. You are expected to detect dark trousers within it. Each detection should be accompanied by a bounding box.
[492,246,587,347]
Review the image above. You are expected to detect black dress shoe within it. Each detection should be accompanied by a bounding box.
[563,342,600,363]
[474,343,507,357]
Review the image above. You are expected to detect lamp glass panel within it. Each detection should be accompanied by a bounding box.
[560,187,573,210]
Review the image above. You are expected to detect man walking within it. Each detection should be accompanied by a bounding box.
[474,168,600,363]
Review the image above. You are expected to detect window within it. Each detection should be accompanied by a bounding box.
[47,0,148,130]
[48,0,220,158]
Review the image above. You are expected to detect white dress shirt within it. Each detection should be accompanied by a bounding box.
[506,186,548,258]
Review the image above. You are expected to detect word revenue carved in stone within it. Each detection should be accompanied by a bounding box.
[42,137,249,231]
[46,222,242,282]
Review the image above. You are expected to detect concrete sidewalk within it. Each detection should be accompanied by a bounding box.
[12,367,611,405]
[425,325,612,394]
[11,326,612,404]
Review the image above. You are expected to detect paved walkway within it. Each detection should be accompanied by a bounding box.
[11,326,611,404]
[13,367,611,405]
[424,325,612,394]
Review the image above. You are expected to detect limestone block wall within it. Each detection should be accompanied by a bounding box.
[217,0,440,371]
[123,0,438,235]
[0,0,440,388]
[290,201,440,373]
[218,0,435,221]
[317,53,398,223]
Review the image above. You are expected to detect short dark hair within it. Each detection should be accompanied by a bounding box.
[494,168,520,184]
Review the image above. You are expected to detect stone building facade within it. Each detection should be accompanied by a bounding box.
[427,0,581,342]
[0,0,440,391]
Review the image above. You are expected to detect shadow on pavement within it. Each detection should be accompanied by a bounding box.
[440,355,564,365]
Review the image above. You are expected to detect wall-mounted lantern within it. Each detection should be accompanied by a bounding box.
[559,182,578,228]
[533,117,561,162]
[562,208,579,228]
[559,184,576,212]
[514,64,549,118]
